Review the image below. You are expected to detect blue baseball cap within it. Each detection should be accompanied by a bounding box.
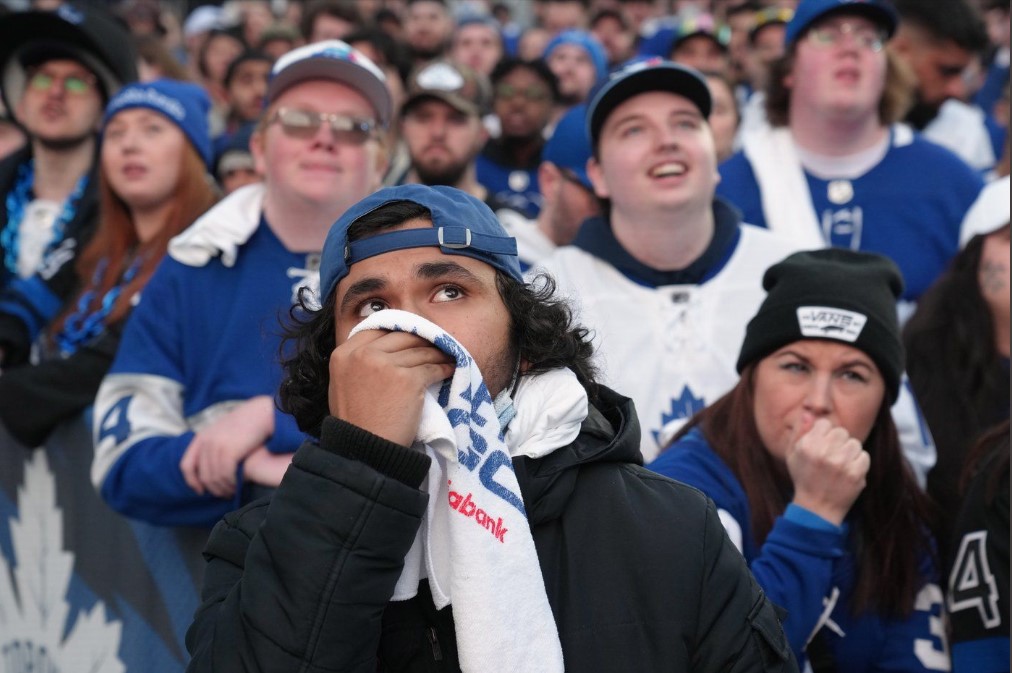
[785,0,898,46]
[542,104,592,190]
[586,58,711,146]
[266,40,392,128]
[319,185,523,302]
[103,79,213,169]
[544,30,608,82]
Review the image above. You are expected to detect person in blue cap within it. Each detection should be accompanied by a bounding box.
[184,182,796,673]
[0,3,137,369]
[717,0,984,313]
[536,58,802,463]
[91,40,392,528]
[543,29,608,111]
[497,103,600,269]
[0,79,218,448]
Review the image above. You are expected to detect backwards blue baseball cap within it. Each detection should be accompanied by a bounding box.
[103,79,213,169]
[586,58,711,146]
[266,40,392,128]
[319,185,523,302]
[544,30,608,82]
[542,104,593,190]
[785,0,898,46]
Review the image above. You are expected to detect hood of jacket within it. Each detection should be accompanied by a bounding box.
[513,384,642,526]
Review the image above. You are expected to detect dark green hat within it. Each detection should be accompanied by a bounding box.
[737,248,905,402]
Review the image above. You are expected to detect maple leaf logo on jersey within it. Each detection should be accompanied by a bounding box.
[0,453,125,673]
[653,385,706,446]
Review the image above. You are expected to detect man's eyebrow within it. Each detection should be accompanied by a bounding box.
[338,277,387,313]
[416,260,484,284]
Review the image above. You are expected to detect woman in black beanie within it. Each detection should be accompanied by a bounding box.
[649,248,943,673]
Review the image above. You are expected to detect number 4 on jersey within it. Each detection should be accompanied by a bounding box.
[98,396,133,445]
[949,531,1001,629]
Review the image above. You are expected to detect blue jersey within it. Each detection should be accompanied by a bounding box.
[475,140,542,218]
[718,126,983,306]
[649,428,951,673]
[92,187,309,527]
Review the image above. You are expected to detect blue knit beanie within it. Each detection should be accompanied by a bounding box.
[543,30,608,83]
[102,79,213,169]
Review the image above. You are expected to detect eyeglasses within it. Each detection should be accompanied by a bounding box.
[266,108,379,144]
[27,69,97,95]
[495,83,550,102]
[807,22,887,52]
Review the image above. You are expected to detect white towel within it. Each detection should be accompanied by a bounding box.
[349,309,586,673]
[741,127,827,249]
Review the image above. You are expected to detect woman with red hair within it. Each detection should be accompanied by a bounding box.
[0,79,218,447]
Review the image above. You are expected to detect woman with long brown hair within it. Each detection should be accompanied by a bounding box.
[650,249,945,673]
[0,79,217,447]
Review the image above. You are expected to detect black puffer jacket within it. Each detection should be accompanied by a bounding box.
[185,386,797,672]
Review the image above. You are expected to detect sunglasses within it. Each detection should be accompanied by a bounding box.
[27,70,97,95]
[495,83,550,103]
[266,108,379,144]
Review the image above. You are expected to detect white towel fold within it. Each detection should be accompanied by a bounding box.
[350,309,586,673]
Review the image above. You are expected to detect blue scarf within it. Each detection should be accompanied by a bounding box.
[2,159,88,277]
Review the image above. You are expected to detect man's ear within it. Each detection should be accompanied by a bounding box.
[250,126,267,175]
[371,134,391,190]
[537,161,561,197]
[586,156,610,199]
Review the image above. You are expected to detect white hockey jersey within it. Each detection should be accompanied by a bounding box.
[536,204,801,462]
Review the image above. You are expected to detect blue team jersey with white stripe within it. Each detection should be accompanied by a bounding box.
[717,128,983,303]
[92,210,310,528]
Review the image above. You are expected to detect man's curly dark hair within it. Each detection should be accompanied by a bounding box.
[278,201,598,437]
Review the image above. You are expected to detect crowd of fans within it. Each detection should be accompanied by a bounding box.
[0,0,1007,671]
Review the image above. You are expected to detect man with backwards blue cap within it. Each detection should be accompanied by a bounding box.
[184,184,797,672]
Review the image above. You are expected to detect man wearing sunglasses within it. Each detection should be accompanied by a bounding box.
[92,41,391,529]
[476,58,559,219]
[0,5,136,368]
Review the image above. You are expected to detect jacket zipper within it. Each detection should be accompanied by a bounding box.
[427,626,443,661]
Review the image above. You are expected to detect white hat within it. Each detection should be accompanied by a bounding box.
[960,175,1010,248]
[183,5,225,38]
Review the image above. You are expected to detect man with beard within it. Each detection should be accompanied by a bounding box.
[0,4,136,367]
[403,0,455,68]
[395,60,509,212]
[890,0,994,172]
[476,58,559,218]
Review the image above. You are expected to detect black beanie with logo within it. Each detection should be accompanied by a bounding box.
[736,248,905,402]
